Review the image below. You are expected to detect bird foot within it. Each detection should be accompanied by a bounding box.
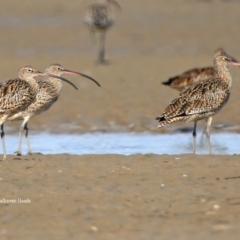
[14,151,22,156]
[95,59,110,65]
[27,152,43,155]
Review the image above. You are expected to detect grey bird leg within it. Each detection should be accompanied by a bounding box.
[205,117,213,154]
[98,31,106,63]
[16,118,29,156]
[199,119,207,147]
[90,31,97,44]
[24,122,33,155]
[192,121,197,154]
[1,124,6,160]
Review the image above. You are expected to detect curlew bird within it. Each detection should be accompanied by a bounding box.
[162,48,238,139]
[156,55,240,154]
[162,48,238,92]
[0,66,47,160]
[85,0,121,63]
[0,66,75,160]
[8,64,101,156]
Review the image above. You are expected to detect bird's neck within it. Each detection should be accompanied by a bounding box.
[215,64,232,88]
[47,77,63,93]
[25,77,39,92]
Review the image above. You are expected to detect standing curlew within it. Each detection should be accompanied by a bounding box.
[162,48,238,92]
[0,66,47,160]
[162,48,238,138]
[1,66,75,160]
[85,0,121,63]
[156,55,240,154]
[8,64,101,156]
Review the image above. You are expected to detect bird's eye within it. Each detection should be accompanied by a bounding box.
[27,69,32,72]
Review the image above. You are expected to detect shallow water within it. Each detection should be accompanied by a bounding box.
[4,132,240,156]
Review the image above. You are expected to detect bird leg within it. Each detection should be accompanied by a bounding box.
[199,119,207,147]
[16,118,30,156]
[192,121,197,154]
[205,117,213,154]
[98,31,106,63]
[16,121,25,156]
[24,122,33,155]
[1,124,6,160]
[90,30,97,44]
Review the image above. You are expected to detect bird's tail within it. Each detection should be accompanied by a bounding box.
[156,116,169,128]
[156,116,184,128]
[162,76,178,86]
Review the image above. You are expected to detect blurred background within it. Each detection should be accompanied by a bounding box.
[0,0,240,134]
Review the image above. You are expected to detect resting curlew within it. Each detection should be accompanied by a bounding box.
[156,55,240,154]
[85,0,121,63]
[8,64,101,156]
[162,48,238,92]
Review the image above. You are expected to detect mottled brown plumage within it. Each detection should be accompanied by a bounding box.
[162,48,238,144]
[0,66,47,160]
[9,64,100,156]
[162,48,237,91]
[162,67,215,92]
[85,0,121,63]
[156,55,240,154]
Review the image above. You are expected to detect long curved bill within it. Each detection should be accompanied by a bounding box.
[46,73,78,90]
[231,61,240,67]
[62,69,101,87]
[108,0,121,10]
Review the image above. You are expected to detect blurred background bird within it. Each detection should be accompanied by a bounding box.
[85,0,121,64]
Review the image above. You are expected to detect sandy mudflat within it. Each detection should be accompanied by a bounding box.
[0,0,240,239]
[0,154,240,240]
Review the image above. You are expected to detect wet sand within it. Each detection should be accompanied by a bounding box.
[1,154,240,240]
[1,0,240,239]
